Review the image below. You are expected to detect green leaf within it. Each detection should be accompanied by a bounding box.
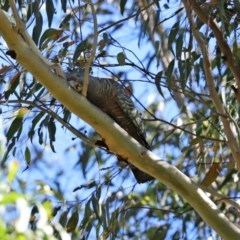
[168,22,179,54]
[6,117,23,144]
[33,112,45,128]
[28,112,45,142]
[163,3,169,9]
[117,52,126,65]
[24,147,31,165]
[66,210,79,233]
[61,0,67,12]
[92,195,100,221]
[32,12,43,45]
[39,28,63,49]
[48,117,56,152]
[52,206,61,218]
[103,32,108,42]
[46,0,55,27]
[59,210,69,227]
[63,108,71,122]
[165,59,175,79]
[120,0,127,15]
[155,71,165,98]
[59,14,71,30]
[73,40,89,62]
[1,138,16,167]
[82,199,92,226]
[38,128,43,145]
[48,118,56,141]
[176,34,183,59]
[50,141,56,153]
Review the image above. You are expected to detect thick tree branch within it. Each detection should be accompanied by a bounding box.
[0,8,240,238]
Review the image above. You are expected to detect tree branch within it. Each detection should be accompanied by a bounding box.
[8,0,63,75]
[188,0,240,93]
[0,99,97,148]
[0,8,240,238]
[183,0,240,168]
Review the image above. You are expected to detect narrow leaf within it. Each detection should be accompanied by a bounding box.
[48,118,56,152]
[6,117,23,143]
[61,0,67,12]
[32,12,43,45]
[38,128,43,145]
[168,22,179,54]
[176,34,183,60]
[165,59,175,79]
[120,0,127,15]
[59,210,69,227]
[103,32,108,42]
[1,138,16,167]
[73,40,89,62]
[155,71,165,98]
[25,147,31,165]
[46,0,55,27]
[48,118,56,142]
[59,14,71,30]
[66,210,79,233]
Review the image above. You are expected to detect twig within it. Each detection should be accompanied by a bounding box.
[189,1,240,90]
[0,99,97,147]
[82,0,98,96]
[9,0,44,58]
[201,185,240,213]
[183,0,240,167]
[9,0,65,78]
[98,2,154,34]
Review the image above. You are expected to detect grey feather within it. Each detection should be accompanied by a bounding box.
[66,71,154,183]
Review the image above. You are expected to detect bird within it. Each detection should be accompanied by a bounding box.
[66,70,154,183]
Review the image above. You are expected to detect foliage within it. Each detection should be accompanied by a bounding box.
[0,0,240,239]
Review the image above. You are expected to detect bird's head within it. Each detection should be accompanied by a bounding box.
[65,71,84,93]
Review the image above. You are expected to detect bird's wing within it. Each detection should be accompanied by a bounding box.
[115,83,150,149]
